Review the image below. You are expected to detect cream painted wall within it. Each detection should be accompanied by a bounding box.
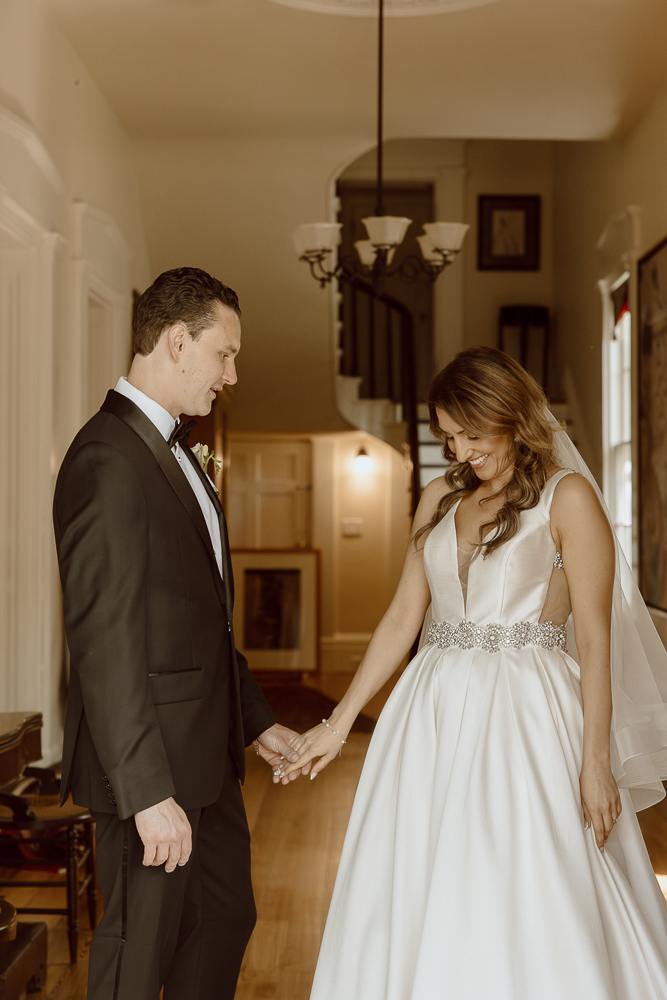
[552,79,667,641]
[0,0,151,761]
[0,0,150,292]
[552,141,622,478]
[552,78,667,481]
[463,140,555,357]
[132,136,377,435]
[132,134,559,441]
[311,431,411,672]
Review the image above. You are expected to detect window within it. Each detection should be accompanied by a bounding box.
[602,275,633,566]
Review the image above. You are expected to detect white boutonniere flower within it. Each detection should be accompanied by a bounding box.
[191,442,222,479]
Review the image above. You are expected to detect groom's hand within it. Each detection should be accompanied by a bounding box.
[257,723,311,785]
[134,797,192,872]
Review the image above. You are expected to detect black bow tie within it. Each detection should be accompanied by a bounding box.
[167,419,197,451]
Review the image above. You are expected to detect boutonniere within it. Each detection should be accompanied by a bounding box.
[191,443,222,494]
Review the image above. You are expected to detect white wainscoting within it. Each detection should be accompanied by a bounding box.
[72,201,132,423]
[0,192,65,764]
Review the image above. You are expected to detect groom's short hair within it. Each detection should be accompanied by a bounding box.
[132,267,241,356]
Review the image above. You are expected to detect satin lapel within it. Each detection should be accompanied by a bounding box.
[180,444,233,609]
[100,391,219,574]
[218,511,235,610]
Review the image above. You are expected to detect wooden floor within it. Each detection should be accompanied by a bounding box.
[1,671,667,999]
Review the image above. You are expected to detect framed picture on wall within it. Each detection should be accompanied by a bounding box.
[230,548,320,671]
[638,236,667,612]
[477,195,541,271]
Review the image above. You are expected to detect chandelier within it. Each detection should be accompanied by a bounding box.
[291,0,469,287]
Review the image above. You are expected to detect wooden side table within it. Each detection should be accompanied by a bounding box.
[0,919,47,999]
[0,715,48,997]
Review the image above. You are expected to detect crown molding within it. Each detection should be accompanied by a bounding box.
[0,105,65,195]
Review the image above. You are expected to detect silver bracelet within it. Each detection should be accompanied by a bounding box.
[253,739,260,755]
[322,718,347,756]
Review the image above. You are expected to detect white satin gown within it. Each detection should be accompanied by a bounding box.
[309,470,667,1000]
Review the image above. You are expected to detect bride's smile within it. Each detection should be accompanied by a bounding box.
[435,407,514,486]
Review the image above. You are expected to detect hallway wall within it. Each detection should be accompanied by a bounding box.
[132,135,370,436]
[553,78,667,481]
[463,140,555,360]
[0,0,150,762]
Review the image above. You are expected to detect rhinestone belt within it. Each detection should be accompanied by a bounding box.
[426,619,567,653]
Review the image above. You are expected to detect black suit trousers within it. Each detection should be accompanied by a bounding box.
[89,756,256,1000]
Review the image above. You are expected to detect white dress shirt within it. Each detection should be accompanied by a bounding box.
[114,377,223,577]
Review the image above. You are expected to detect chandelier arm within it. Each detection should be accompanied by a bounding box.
[305,255,337,286]
[376,253,450,282]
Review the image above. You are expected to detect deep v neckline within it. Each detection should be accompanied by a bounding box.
[449,499,471,618]
[450,497,497,618]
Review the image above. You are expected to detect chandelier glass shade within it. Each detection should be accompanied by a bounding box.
[269,0,500,16]
[291,0,469,286]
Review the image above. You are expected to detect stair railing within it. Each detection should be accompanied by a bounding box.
[339,278,421,512]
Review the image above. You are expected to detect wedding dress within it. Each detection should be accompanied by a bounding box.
[309,469,667,1000]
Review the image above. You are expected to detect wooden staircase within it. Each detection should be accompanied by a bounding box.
[336,279,421,510]
[335,282,574,510]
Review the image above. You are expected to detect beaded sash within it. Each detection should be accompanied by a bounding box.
[426,619,567,653]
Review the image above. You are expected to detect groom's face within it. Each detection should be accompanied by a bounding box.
[177,303,241,416]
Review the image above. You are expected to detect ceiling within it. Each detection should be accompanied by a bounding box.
[46,0,667,143]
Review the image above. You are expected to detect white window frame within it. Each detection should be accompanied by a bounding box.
[600,271,634,570]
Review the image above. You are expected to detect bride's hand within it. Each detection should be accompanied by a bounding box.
[580,760,622,851]
[281,721,349,781]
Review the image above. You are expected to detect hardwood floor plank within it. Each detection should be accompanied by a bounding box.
[638,795,667,874]
[236,736,367,1000]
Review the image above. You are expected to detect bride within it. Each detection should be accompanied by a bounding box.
[284,347,667,999]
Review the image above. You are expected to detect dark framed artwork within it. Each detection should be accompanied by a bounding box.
[230,549,320,671]
[638,236,667,611]
[477,195,541,271]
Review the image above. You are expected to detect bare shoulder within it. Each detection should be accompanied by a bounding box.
[550,471,613,552]
[415,475,451,523]
[550,470,601,514]
[408,476,453,546]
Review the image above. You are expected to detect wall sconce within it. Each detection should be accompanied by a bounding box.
[353,447,373,474]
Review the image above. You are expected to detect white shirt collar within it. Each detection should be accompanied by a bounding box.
[114,377,176,442]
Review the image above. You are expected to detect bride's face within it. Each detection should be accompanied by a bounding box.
[436,408,514,483]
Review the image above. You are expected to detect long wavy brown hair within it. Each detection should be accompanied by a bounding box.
[414,346,558,556]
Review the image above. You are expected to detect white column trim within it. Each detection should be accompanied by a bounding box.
[0,105,64,195]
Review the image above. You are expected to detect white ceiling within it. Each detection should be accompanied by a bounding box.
[47,0,667,143]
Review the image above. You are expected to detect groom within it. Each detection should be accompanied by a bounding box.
[54,267,301,999]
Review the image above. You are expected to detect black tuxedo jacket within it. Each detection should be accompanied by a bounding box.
[53,390,275,821]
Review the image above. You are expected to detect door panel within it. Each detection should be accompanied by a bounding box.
[228,439,312,549]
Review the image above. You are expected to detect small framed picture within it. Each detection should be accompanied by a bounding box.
[230,548,320,671]
[477,195,541,271]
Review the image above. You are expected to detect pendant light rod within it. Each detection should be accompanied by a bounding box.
[290,0,470,287]
[375,0,385,216]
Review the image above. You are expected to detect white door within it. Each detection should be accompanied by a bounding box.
[227,438,312,549]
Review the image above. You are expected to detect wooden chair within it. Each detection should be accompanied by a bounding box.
[0,772,97,964]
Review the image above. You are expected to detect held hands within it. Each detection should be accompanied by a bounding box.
[580,760,622,851]
[134,797,192,872]
[256,723,308,785]
[280,719,349,782]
